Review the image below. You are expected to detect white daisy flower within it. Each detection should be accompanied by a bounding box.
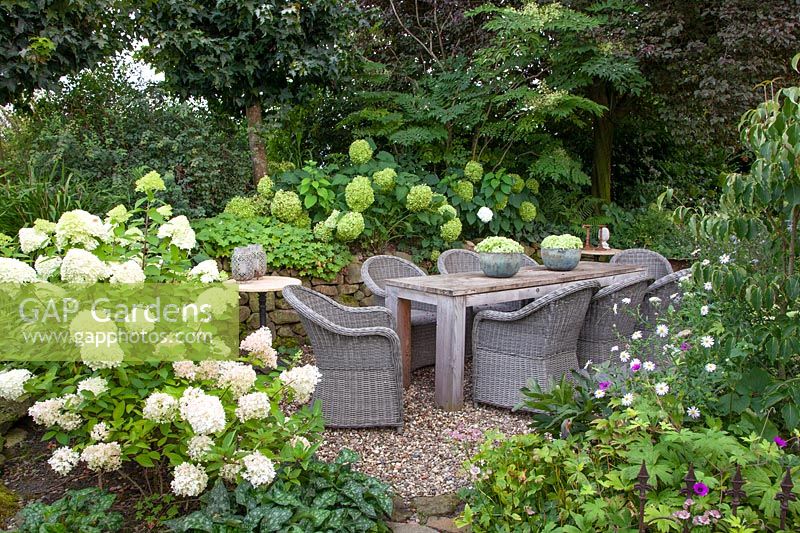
[704,282,712,291]
[719,254,731,264]
[705,363,717,373]
[700,336,715,348]
[594,389,606,399]
[621,298,631,304]
[643,361,656,371]
[621,393,634,406]
[631,331,643,340]
[686,406,701,419]
[700,305,709,316]
[654,382,669,396]
[619,351,631,362]
[656,324,669,338]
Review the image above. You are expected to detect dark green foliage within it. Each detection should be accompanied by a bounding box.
[15,488,123,533]
[0,64,252,218]
[603,203,696,259]
[166,450,393,533]
[193,214,352,281]
[0,1,131,105]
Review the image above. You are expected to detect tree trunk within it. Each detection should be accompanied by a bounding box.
[246,103,268,185]
[590,83,613,202]
[591,113,613,202]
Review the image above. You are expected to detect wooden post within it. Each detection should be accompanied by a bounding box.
[387,291,412,388]
[434,295,466,410]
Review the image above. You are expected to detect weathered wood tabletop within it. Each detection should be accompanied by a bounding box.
[385,262,646,410]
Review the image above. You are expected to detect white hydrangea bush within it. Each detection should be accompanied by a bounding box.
[0,175,323,498]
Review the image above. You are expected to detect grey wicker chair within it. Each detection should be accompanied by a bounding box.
[611,248,673,281]
[577,275,653,367]
[472,280,600,409]
[640,268,692,329]
[361,255,437,370]
[282,285,403,430]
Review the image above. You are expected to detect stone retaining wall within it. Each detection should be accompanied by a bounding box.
[237,260,372,346]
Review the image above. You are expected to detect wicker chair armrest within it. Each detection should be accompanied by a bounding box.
[474,280,601,324]
[593,275,653,300]
[647,268,691,292]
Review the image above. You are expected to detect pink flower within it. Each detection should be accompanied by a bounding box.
[680,342,691,351]
[774,436,788,448]
[672,510,690,520]
[630,363,641,372]
[598,381,611,391]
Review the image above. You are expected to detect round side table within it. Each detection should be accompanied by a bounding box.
[580,248,623,262]
[228,276,302,328]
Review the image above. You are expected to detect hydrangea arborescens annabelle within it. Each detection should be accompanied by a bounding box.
[0,368,33,400]
[34,255,61,280]
[90,421,110,442]
[345,175,375,213]
[54,209,112,250]
[18,227,49,254]
[157,215,196,250]
[135,171,166,194]
[224,196,261,218]
[519,201,537,222]
[510,173,525,193]
[240,327,278,369]
[29,395,82,431]
[541,234,583,249]
[60,248,111,283]
[0,257,39,283]
[477,206,493,223]
[80,441,122,472]
[453,180,474,202]
[270,190,303,223]
[440,218,462,242]
[279,364,322,403]
[171,462,208,497]
[475,236,524,254]
[187,435,214,462]
[313,210,340,243]
[179,387,226,435]
[189,260,223,283]
[256,175,274,197]
[336,212,365,242]
[438,204,457,220]
[406,185,433,212]
[143,392,179,423]
[109,260,146,284]
[372,168,396,192]
[241,451,276,488]
[48,446,80,475]
[349,139,373,165]
[464,161,484,183]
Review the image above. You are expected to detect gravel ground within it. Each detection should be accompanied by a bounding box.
[313,358,532,499]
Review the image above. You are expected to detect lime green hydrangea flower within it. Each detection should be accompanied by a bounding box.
[135,171,166,194]
[475,236,524,254]
[270,190,303,223]
[510,173,525,193]
[430,250,441,262]
[271,161,296,175]
[541,234,583,249]
[406,184,433,212]
[345,175,375,213]
[519,201,538,222]
[336,212,365,242]
[257,176,274,198]
[225,196,260,218]
[313,210,340,242]
[156,204,173,219]
[440,218,462,242]
[495,197,508,210]
[525,177,540,194]
[372,168,397,192]
[453,180,474,202]
[349,139,373,166]
[464,161,484,183]
[438,204,457,220]
[105,205,131,225]
[294,212,312,229]
[0,233,12,247]
[33,219,56,234]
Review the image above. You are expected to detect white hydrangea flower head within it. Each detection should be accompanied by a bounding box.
[77,376,108,396]
[477,206,493,223]
[215,361,257,398]
[279,365,321,404]
[156,204,173,218]
[179,387,226,435]
[220,461,242,483]
[143,392,179,423]
[187,435,214,462]
[29,396,81,430]
[0,368,33,401]
[90,421,110,442]
[241,451,276,488]
[188,260,222,283]
[171,462,208,497]
[60,248,111,283]
[34,255,62,280]
[195,360,221,381]
[0,258,38,283]
[157,215,196,250]
[235,392,271,422]
[18,227,50,254]
[48,446,80,476]
[240,327,278,369]
[81,441,122,472]
[172,361,198,381]
[109,260,146,284]
[54,209,112,250]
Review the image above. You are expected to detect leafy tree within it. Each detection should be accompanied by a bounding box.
[0,0,131,105]
[138,0,363,184]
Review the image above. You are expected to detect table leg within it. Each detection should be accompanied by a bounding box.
[387,291,412,388]
[258,293,267,328]
[435,295,466,410]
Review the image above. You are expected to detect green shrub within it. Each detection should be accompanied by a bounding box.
[194,214,351,280]
[464,161,483,183]
[16,488,123,532]
[166,449,393,533]
[224,196,264,218]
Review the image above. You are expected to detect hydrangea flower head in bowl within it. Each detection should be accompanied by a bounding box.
[540,234,583,271]
[475,236,525,278]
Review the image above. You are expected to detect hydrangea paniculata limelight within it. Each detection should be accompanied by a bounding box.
[18,227,49,253]
[240,327,278,369]
[179,387,226,435]
[77,376,108,396]
[54,209,112,250]
[91,421,110,442]
[189,260,222,283]
[109,260,146,284]
[0,368,33,401]
[34,255,61,279]
[215,362,257,398]
[143,392,179,423]
[157,215,196,250]
[279,365,321,403]
[235,392,271,422]
[241,451,276,488]
[81,441,122,472]
[171,462,209,497]
[0,258,38,283]
[60,248,110,283]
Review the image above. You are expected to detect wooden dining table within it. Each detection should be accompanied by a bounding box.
[384,262,646,410]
